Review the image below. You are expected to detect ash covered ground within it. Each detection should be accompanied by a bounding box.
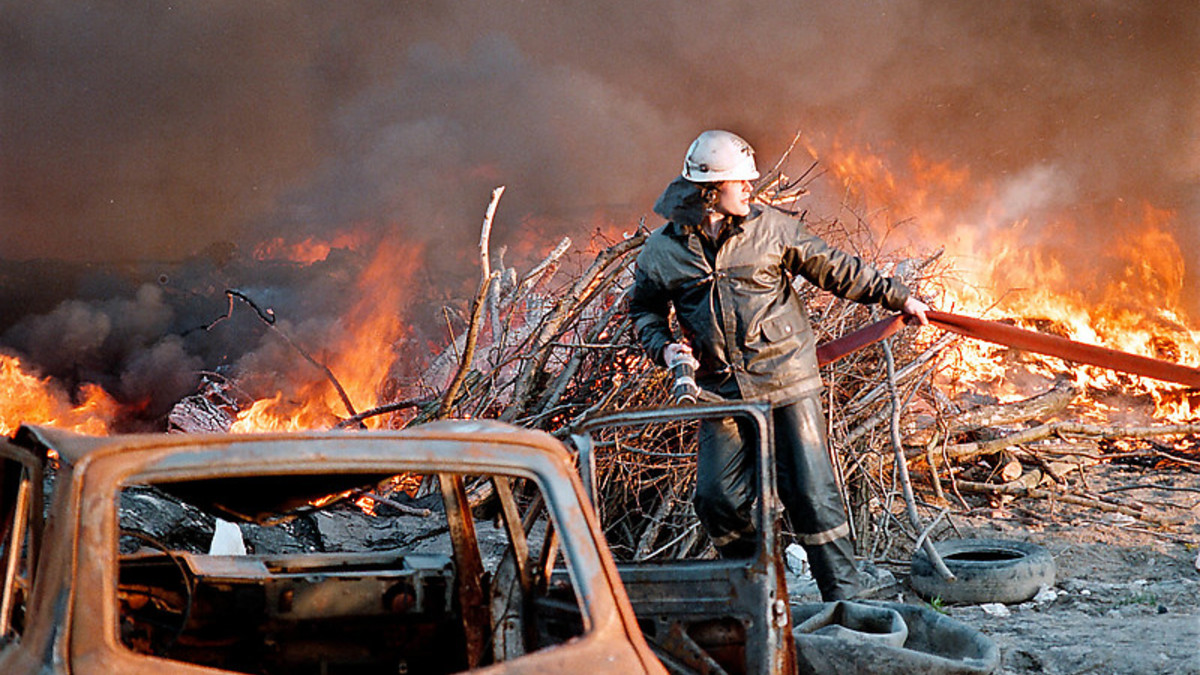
[879,461,1200,675]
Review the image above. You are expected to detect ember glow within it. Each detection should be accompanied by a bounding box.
[253,230,373,264]
[818,142,1200,420]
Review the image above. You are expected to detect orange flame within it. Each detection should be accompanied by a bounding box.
[253,229,373,264]
[817,141,1198,420]
[231,236,422,433]
[0,354,120,436]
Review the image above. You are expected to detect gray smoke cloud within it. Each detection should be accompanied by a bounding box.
[2,1,1198,427]
[0,2,679,268]
[3,284,202,418]
[5,3,1197,264]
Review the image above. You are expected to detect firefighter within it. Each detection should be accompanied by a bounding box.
[629,130,930,600]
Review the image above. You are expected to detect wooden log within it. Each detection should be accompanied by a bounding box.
[955,475,1184,526]
[332,396,436,430]
[501,234,647,422]
[213,289,360,418]
[924,421,1200,464]
[503,236,571,308]
[999,458,1024,482]
[634,485,676,561]
[881,337,955,581]
[350,489,432,517]
[168,390,235,433]
[535,288,632,415]
[846,332,955,415]
[943,378,1078,435]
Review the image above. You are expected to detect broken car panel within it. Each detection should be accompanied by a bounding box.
[0,421,666,675]
[571,401,798,675]
[570,402,1001,675]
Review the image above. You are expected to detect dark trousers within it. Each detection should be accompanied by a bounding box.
[693,394,860,600]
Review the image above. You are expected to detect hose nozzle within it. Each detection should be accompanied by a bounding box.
[666,351,701,404]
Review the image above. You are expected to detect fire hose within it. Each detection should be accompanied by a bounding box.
[815,309,1200,388]
[666,310,1200,404]
[814,309,1200,585]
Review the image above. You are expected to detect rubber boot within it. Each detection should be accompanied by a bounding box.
[804,536,862,601]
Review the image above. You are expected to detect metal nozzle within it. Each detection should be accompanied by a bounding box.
[666,351,701,404]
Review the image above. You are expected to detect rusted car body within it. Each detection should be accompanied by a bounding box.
[570,402,798,675]
[570,402,1002,675]
[0,421,666,674]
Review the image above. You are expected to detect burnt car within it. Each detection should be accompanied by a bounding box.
[570,402,798,675]
[0,421,666,675]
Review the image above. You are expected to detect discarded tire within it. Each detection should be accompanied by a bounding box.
[909,538,1055,605]
[793,600,1000,675]
[794,601,908,648]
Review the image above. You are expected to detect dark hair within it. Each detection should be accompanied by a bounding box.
[656,177,732,232]
[700,183,722,212]
[674,182,722,211]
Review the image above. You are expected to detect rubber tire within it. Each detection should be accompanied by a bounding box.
[909,538,1055,605]
[792,601,1001,675]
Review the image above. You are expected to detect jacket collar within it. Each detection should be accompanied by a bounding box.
[664,204,760,242]
[654,173,767,241]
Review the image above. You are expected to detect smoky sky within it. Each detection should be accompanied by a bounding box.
[4,2,1198,263]
[2,1,1200,424]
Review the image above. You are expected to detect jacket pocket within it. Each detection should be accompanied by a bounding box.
[760,315,798,342]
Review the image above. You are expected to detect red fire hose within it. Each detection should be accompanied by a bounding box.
[815,310,1200,389]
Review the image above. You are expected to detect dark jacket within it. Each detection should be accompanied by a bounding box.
[629,180,909,405]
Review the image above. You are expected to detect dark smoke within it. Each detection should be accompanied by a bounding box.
[2,284,201,419]
[5,2,1197,269]
[2,1,1198,427]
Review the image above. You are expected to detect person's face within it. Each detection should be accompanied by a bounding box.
[714,180,753,217]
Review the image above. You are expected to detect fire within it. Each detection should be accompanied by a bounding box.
[229,392,332,433]
[816,141,1199,421]
[0,227,422,437]
[231,236,421,433]
[0,354,119,436]
[253,230,372,263]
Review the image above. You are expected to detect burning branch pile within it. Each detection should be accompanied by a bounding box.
[169,156,1200,562]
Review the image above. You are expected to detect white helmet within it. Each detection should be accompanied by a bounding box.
[681,130,760,183]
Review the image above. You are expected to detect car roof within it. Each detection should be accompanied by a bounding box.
[12,420,576,523]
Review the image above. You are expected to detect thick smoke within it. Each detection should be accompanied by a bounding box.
[2,284,202,420]
[2,1,1199,427]
[6,2,1194,263]
[6,2,1198,264]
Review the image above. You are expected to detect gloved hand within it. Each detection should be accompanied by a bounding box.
[663,343,700,404]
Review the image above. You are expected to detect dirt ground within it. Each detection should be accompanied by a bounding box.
[874,461,1200,675]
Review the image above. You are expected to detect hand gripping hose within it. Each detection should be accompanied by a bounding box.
[815,310,1200,388]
